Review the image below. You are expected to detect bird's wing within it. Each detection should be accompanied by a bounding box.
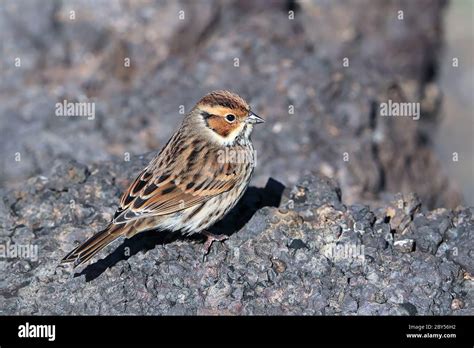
[113,142,242,224]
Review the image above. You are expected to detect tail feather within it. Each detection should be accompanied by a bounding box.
[61,224,125,268]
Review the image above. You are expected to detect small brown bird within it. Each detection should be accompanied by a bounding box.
[62,90,264,267]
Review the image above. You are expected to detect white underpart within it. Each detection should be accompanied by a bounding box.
[242,123,254,142]
[152,168,252,234]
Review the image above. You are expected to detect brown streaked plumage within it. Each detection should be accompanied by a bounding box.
[61,90,264,267]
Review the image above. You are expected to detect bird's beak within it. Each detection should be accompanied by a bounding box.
[247,111,265,124]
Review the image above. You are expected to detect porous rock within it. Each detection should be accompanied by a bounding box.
[0,159,472,315]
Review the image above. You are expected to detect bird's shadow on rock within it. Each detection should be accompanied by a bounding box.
[75,178,285,282]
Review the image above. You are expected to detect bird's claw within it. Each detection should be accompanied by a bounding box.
[201,231,229,261]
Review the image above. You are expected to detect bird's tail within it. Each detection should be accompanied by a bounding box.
[61,223,126,268]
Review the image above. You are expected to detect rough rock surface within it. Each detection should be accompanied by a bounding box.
[0,0,462,209]
[0,158,472,315]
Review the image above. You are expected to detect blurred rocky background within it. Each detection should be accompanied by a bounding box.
[0,0,473,315]
[437,0,474,206]
[0,0,471,209]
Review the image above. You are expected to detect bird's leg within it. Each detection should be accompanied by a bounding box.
[201,231,228,257]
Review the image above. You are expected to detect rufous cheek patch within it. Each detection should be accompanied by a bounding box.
[207,116,237,138]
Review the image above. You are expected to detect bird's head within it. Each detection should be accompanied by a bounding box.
[189,90,264,146]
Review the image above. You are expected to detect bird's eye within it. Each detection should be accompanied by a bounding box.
[225,114,236,123]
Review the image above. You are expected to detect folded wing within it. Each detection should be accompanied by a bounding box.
[113,146,242,224]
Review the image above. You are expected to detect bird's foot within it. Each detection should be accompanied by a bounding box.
[202,231,228,260]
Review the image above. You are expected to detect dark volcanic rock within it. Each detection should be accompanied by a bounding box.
[0,158,472,315]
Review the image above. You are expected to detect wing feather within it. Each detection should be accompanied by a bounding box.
[113,143,242,224]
